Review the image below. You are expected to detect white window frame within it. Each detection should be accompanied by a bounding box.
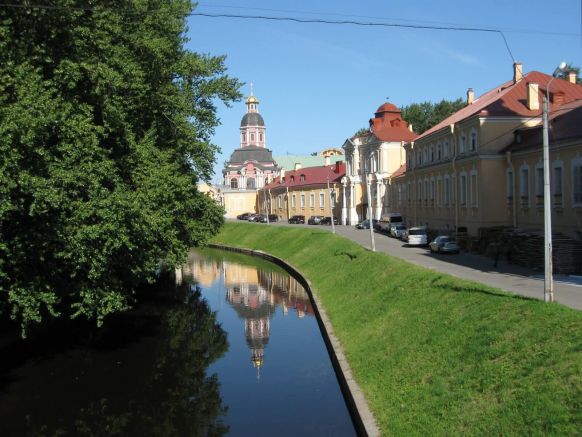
[535,162,544,208]
[300,193,306,208]
[470,169,478,207]
[292,194,296,208]
[470,128,478,152]
[310,192,315,208]
[520,164,530,207]
[552,160,563,206]
[319,192,325,208]
[460,171,467,207]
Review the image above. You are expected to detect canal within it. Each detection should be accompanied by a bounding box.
[0,248,357,436]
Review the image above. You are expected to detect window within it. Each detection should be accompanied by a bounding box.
[436,143,442,161]
[250,133,255,141]
[553,162,563,206]
[460,134,467,154]
[424,179,429,205]
[278,195,282,208]
[310,193,315,208]
[246,178,255,189]
[470,128,478,151]
[430,178,435,206]
[436,177,442,207]
[506,169,514,200]
[520,165,530,206]
[259,133,263,142]
[460,172,467,206]
[417,151,421,166]
[300,193,305,208]
[444,176,450,206]
[470,170,478,207]
[417,180,422,204]
[292,194,296,208]
[444,140,449,159]
[451,175,456,205]
[320,192,325,208]
[573,158,582,206]
[230,178,238,189]
[535,164,544,207]
[430,146,434,162]
[300,174,305,182]
[330,189,335,208]
[242,133,246,142]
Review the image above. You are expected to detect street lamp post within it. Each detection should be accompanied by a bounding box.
[542,61,566,303]
[327,177,336,234]
[366,152,376,252]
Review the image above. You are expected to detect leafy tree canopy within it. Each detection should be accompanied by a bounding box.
[556,63,581,84]
[401,98,465,135]
[353,127,370,137]
[0,1,242,336]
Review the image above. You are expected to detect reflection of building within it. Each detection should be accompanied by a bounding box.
[180,250,315,375]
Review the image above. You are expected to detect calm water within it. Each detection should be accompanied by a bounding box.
[0,248,356,436]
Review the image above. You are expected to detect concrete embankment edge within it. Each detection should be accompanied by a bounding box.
[209,243,380,437]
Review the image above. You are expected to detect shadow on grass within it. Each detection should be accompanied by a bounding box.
[429,275,538,303]
[334,250,358,260]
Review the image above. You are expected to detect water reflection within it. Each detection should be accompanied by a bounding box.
[177,249,356,436]
[0,279,229,436]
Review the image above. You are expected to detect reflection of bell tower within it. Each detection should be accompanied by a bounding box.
[245,317,270,379]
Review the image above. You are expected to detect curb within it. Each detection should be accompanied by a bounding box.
[209,243,380,437]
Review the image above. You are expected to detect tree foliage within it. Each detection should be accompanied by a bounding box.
[353,127,370,137]
[555,63,581,84]
[401,98,465,135]
[0,1,242,335]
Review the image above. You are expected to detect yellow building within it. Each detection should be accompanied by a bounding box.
[257,161,345,222]
[389,63,582,239]
[341,103,417,225]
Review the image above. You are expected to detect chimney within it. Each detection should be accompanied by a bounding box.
[280,169,285,180]
[408,123,414,132]
[526,82,539,110]
[513,62,523,83]
[294,163,302,171]
[568,71,577,84]
[324,156,331,166]
[334,160,345,174]
[466,88,474,105]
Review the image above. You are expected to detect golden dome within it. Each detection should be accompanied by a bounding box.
[246,95,259,104]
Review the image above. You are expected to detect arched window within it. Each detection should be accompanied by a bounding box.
[246,178,256,189]
[230,178,238,189]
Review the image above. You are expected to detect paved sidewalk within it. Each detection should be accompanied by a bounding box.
[250,220,582,310]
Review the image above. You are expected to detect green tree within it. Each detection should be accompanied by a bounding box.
[401,98,465,135]
[0,1,242,336]
[556,63,581,84]
[353,127,370,137]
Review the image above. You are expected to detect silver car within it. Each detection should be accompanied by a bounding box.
[429,236,460,254]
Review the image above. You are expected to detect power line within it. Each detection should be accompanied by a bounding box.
[1,3,518,61]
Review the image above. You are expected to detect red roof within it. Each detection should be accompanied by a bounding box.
[390,163,407,179]
[264,162,346,190]
[416,71,582,141]
[355,102,417,143]
[504,98,582,152]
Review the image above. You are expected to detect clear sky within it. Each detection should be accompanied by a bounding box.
[185,0,582,183]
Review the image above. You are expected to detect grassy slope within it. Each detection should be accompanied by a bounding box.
[211,223,581,436]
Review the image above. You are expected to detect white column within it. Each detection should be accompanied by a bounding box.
[341,182,347,225]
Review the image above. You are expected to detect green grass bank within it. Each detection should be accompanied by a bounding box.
[211,223,582,436]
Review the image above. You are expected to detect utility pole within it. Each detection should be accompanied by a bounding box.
[327,177,336,234]
[542,96,553,302]
[366,152,376,252]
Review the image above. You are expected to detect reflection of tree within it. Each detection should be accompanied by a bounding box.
[23,283,229,437]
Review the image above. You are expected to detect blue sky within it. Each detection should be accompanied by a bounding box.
[185,0,582,182]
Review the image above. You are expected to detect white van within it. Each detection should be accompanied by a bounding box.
[407,226,428,246]
[377,213,403,233]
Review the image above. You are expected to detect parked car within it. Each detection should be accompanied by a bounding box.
[406,226,428,246]
[288,215,305,224]
[308,215,324,225]
[356,219,378,229]
[320,216,338,225]
[429,236,460,254]
[246,213,258,222]
[390,223,407,239]
[254,214,268,223]
[377,213,403,234]
[268,214,279,222]
[237,212,252,220]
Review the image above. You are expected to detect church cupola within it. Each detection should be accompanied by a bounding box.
[240,85,266,148]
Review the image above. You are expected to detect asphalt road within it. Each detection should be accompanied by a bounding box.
[240,219,582,311]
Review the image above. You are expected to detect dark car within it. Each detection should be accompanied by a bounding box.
[288,215,305,224]
[268,214,279,222]
[254,214,268,223]
[246,213,258,222]
[320,216,339,225]
[237,212,252,220]
[308,215,324,225]
[355,219,378,229]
